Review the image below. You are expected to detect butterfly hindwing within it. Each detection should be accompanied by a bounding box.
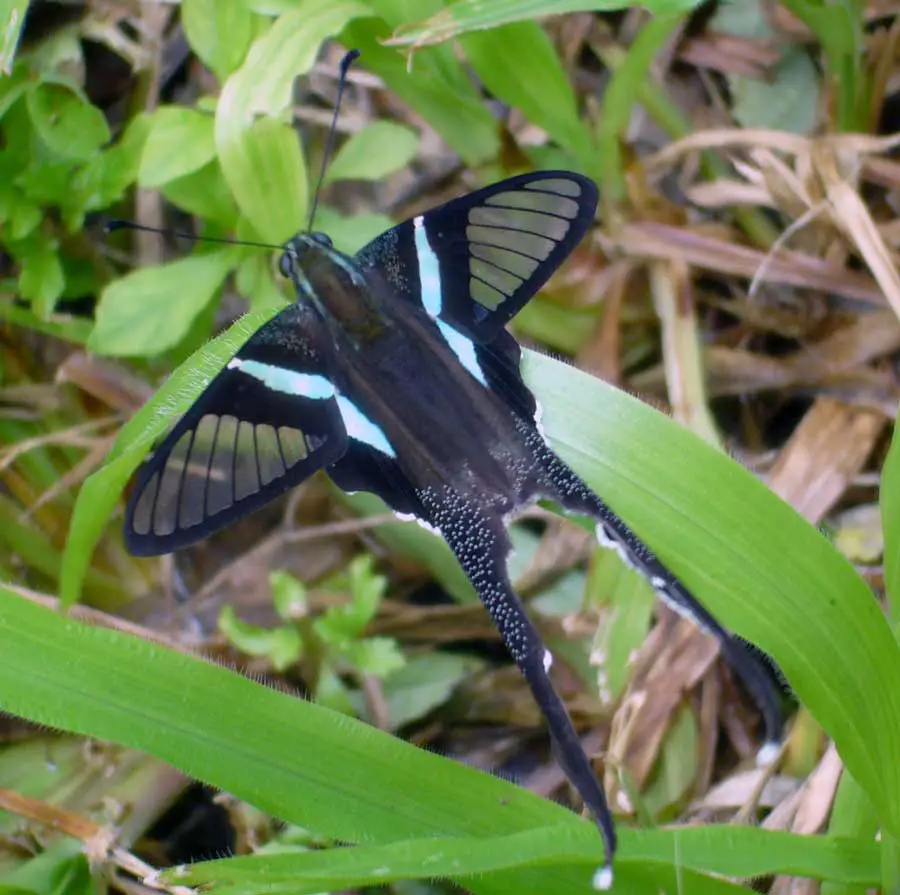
[125,303,348,556]
[356,171,598,342]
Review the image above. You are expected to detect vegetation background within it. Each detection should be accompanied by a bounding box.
[0,0,898,892]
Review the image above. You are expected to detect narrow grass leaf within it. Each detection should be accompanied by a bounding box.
[461,22,594,167]
[0,590,881,893]
[89,249,239,357]
[139,107,216,188]
[522,349,900,839]
[386,0,705,48]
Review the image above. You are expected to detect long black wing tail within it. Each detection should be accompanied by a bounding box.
[417,483,617,885]
[521,423,784,757]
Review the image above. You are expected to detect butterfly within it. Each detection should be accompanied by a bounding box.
[123,170,783,885]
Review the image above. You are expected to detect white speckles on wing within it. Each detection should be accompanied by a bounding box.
[543,649,553,672]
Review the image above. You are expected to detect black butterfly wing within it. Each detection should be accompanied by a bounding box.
[355,170,598,343]
[125,303,348,556]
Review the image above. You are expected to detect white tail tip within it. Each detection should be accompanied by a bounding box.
[756,740,781,767]
[592,865,614,891]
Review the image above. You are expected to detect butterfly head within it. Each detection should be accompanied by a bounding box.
[279,231,334,278]
[278,232,379,344]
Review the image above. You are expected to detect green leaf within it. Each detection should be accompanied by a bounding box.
[342,19,499,166]
[0,587,883,892]
[18,239,64,319]
[161,158,240,226]
[461,23,594,166]
[0,1,28,75]
[69,112,151,214]
[89,249,240,357]
[216,116,308,243]
[234,252,291,308]
[340,637,406,677]
[215,0,367,242]
[270,569,308,621]
[325,121,419,183]
[317,555,387,640]
[313,207,396,254]
[25,83,110,160]
[642,703,698,817]
[61,308,281,607]
[7,196,41,240]
[880,418,900,620]
[385,0,705,47]
[139,107,216,188]
[181,0,260,81]
[522,350,900,841]
[382,652,482,729]
[588,551,655,702]
[219,605,303,672]
[0,62,29,118]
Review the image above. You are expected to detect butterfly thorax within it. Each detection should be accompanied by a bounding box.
[297,245,394,350]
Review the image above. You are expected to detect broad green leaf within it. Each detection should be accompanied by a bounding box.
[461,22,594,166]
[522,350,900,840]
[711,3,819,135]
[25,83,110,160]
[313,207,396,254]
[7,196,41,240]
[382,652,482,729]
[385,0,705,47]
[0,588,883,892]
[234,252,290,308]
[325,121,420,183]
[161,158,240,226]
[218,116,308,243]
[70,112,151,214]
[215,0,367,241]
[17,239,64,319]
[89,249,240,357]
[139,107,216,188]
[61,308,281,606]
[181,0,261,81]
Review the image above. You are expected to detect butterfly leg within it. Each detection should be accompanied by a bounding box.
[417,484,617,880]
[522,428,784,760]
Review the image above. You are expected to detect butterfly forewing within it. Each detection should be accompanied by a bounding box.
[125,304,348,555]
[356,171,598,342]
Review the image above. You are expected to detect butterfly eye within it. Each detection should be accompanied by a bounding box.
[310,232,332,249]
[278,253,294,278]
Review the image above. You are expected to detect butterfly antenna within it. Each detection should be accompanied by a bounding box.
[306,48,360,233]
[103,220,282,250]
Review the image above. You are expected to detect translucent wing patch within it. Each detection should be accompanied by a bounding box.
[125,304,348,555]
[355,171,598,342]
